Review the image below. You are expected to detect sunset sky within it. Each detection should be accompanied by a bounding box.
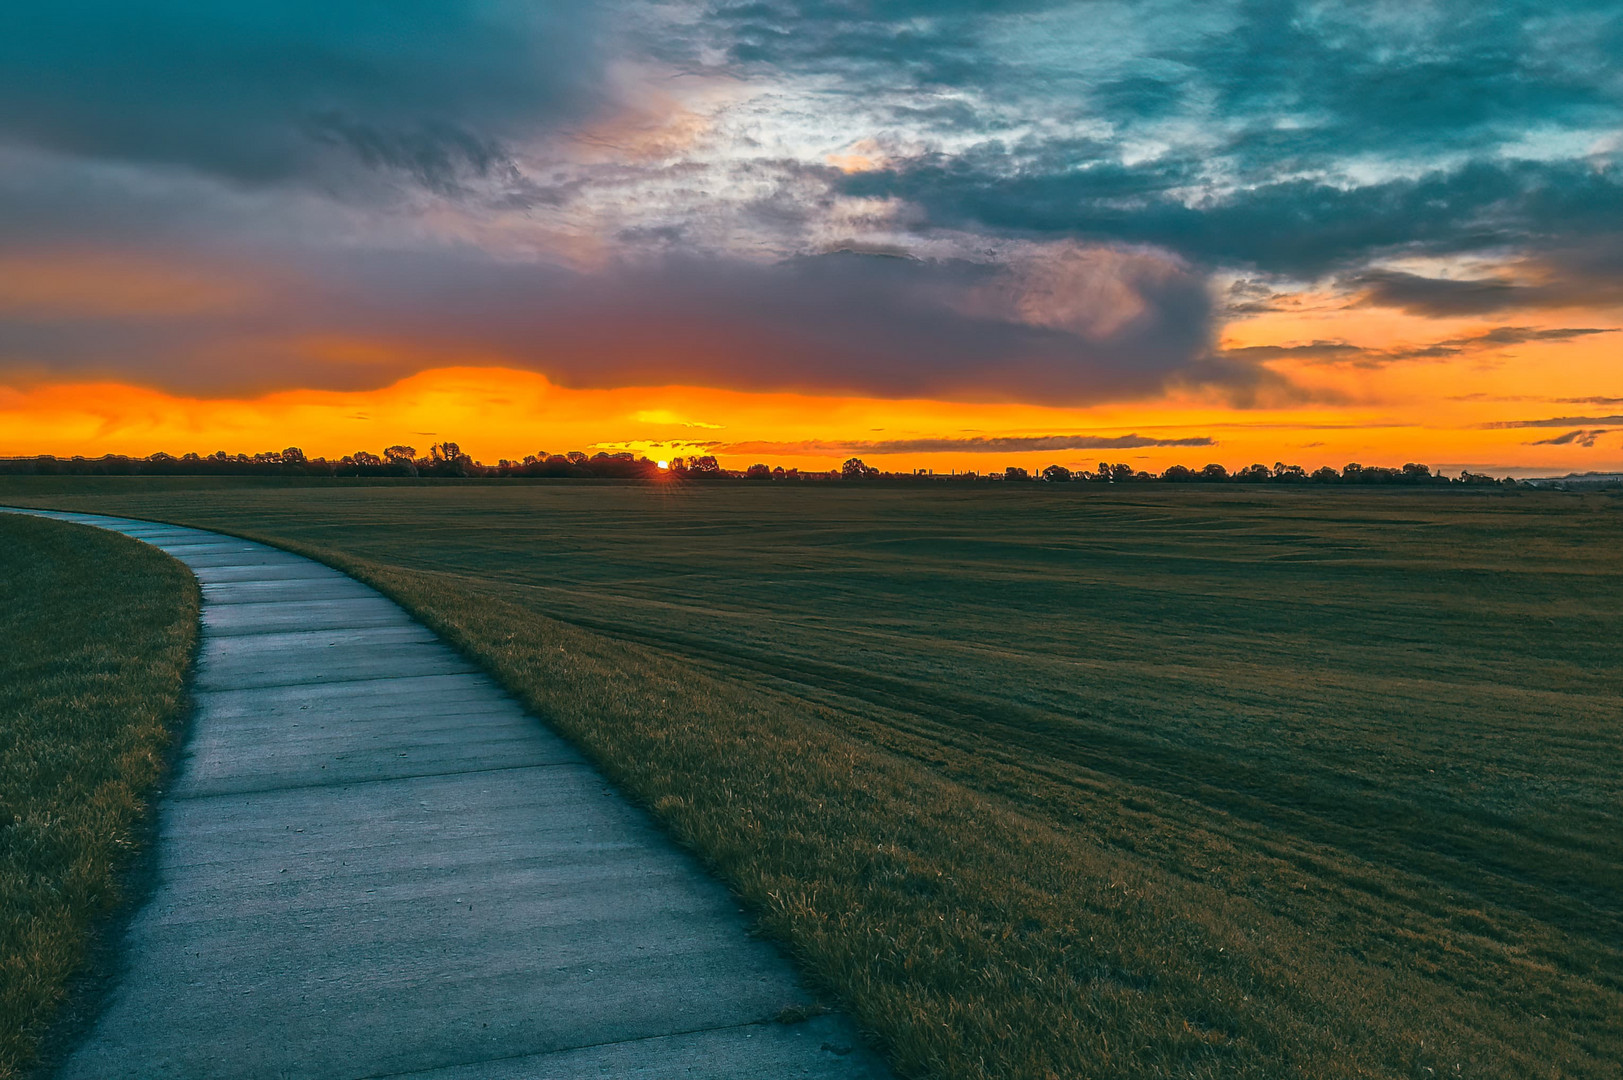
[1,2,1619,475]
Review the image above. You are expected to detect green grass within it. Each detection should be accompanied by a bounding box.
[1,479,1618,1078]
[0,513,197,1076]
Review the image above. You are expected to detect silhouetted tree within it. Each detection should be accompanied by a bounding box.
[0,444,1516,486]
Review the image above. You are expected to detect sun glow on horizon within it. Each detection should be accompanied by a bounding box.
[3,342,1620,478]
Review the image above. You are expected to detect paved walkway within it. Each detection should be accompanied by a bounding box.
[13,510,888,1080]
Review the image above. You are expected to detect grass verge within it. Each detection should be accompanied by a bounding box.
[312,552,1623,1080]
[0,514,197,1077]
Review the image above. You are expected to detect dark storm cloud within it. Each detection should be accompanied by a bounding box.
[327,248,1220,403]
[844,157,1623,280]
[0,248,1222,403]
[0,2,601,192]
[1173,0,1620,163]
[687,0,1623,284]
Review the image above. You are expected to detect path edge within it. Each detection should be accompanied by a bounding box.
[0,510,206,1080]
[0,504,894,1075]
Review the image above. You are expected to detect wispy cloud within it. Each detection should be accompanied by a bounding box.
[715,434,1214,456]
[1488,414,1623,429]
[1529,429,1610,447]
[1347,264,1623,317]
[1225,327,1616,369]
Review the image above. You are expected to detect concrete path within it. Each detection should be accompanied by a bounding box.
[11,510,889,1080]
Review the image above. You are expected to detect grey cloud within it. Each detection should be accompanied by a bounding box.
[328,248,1220,403]
[1529,429,1609,446]
[304,115,516,198]
[1223,341,1366,363]
[0,147,1230,403]
[699,0,1620,166]
[1222,326,1617,368]
[1339,270,1623,317]
[1167,354,1331,409]
[690,0,1623,284]
[1176,2,1621,165]
[0,2,603,193]
[1488,415,1623,429]
[0,243,1227,404]
[1470,327,1615,346]
[1348,270,1538,316]
[847,157,1623,280]
[3,0,1620,412]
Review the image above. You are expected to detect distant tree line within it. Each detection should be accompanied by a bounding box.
[841,458,1516,486]
[0,442,663,479]
[1004,460,1513,486]
[0,446,1524,486]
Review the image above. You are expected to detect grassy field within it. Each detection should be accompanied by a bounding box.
[0,513,197,1077]
[1,479,1618,1078]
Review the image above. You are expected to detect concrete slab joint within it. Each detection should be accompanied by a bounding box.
[4,509,888,1080]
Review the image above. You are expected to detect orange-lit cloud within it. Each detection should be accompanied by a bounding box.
[4,342,1621,477]
[0,249,258,318]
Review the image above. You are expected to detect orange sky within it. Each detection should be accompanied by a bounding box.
[3,249,1618,477]
[3,326,1618,478]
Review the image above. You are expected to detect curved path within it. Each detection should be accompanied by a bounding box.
[11,510,888,1080]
